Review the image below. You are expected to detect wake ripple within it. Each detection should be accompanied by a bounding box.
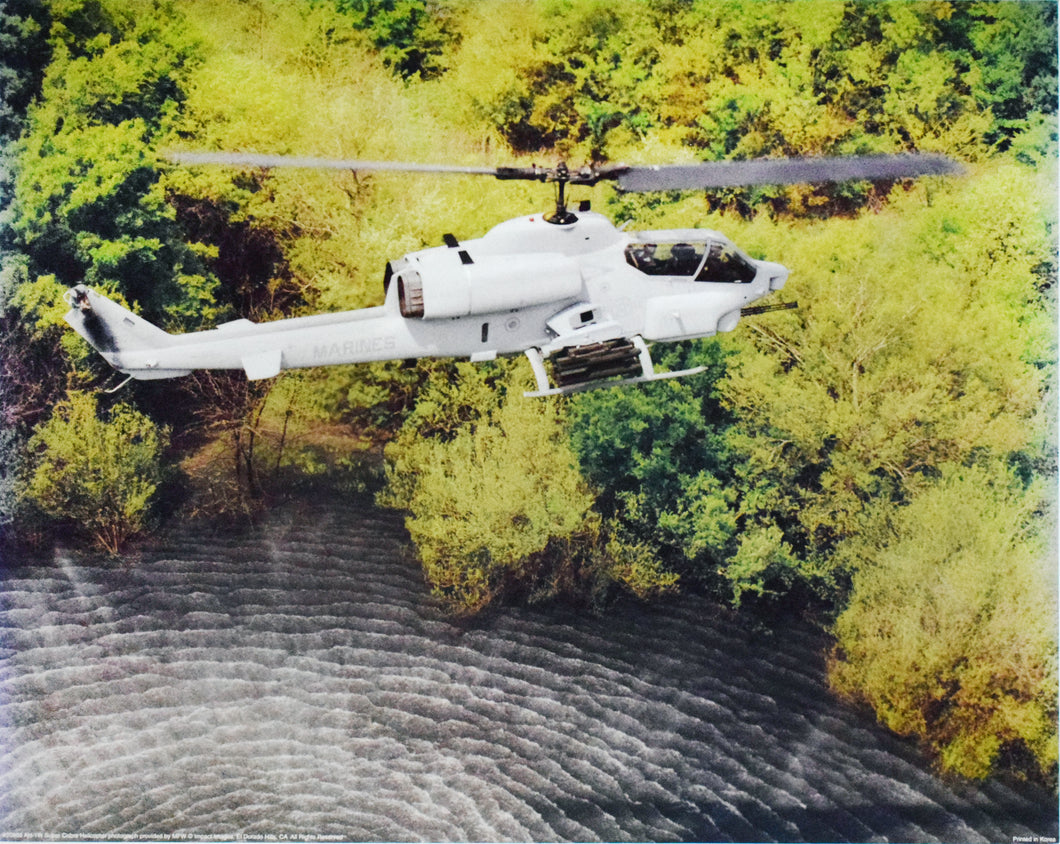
[0,499,1055,842]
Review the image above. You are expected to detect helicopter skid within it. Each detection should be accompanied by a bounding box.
[523,365,708,398]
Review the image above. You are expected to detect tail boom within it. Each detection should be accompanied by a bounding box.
[63,285,413,381]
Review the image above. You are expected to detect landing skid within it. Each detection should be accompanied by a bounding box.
[524,336,706,397]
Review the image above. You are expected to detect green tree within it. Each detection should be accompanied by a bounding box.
[829,463,1058,782]
[11,0,214,326]
[1,0,53,541]
[954,2,1058,151]
[0,0,50,141]
[0,0,50,252]
[569,342,738,593]
[22,391,170,553]
[334,0,454,79]
[4,0,223,474]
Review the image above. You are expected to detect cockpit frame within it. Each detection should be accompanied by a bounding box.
[624,236,757,283]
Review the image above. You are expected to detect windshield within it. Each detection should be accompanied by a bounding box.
[697,241,757,283]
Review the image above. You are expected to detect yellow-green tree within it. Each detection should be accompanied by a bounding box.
[380,363,595,612]
[718,163,1053,602]
[441,0,1055,211]
[829,463,1057,782]
[381,362,683,612]
[22,391,170,554]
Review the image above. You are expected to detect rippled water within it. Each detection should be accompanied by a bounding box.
[1,498,1056,842]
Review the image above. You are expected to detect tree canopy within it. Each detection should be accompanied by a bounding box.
[829,463,1057,781]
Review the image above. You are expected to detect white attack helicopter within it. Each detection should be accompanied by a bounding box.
[64,153,959,396]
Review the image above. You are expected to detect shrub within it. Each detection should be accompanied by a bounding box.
[22,391,169,553]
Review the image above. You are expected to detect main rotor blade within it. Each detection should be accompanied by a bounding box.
[167,151,499,175]
[168,151,963,191]
[616,154,963,191]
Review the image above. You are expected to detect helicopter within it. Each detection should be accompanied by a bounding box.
[63,152,960,397]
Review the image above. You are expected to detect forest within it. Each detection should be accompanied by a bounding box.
[0,0,1056,785]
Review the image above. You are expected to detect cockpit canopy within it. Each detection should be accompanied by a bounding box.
[625,237,757,283]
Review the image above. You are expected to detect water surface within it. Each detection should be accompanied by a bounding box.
[1,499,1055,841]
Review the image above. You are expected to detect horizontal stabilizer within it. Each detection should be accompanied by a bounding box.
[218,318,255,331]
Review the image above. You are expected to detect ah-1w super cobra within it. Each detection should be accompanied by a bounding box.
[64,153,959,396]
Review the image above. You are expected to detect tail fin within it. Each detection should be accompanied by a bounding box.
[63,285,187,379]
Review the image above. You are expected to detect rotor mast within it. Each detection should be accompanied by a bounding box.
[490,161,633,225]
[547,163,577,225]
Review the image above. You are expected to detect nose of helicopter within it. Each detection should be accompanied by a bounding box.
[763,262,789,290]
